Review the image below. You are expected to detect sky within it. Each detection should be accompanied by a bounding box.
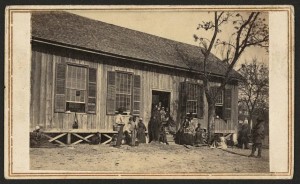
[68,10,269,69]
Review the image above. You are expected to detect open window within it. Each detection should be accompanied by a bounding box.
[210,86,232,120]
[65,65,87,113]
[215,90,224,119]
[106,71,141,116]
[54,62,97,113]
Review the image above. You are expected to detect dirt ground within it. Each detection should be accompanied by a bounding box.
[30,142,269,173]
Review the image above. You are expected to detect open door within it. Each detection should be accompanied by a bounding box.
[151,90,171,109]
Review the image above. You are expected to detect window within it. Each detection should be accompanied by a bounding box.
[106,71,141,115]
[115,72,132,113]
[186,83,198,114]
[54,62,97,113]
[66,65,87,112]
[215,90,223,119]
[180,82,204,118]
[215,91,223,106]
[210,86,232,120]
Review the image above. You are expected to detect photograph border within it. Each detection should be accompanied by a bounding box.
[4,5,294,179]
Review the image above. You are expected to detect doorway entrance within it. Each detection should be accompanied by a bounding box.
[152,90,171,110]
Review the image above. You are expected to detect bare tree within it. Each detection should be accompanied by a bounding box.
[193,12,269,142]
[238,59,269,128]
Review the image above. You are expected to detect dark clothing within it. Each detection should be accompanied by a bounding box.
[159,124,168,144]
[249,122,265,156]
[148,119,153,143]
[156,121,163,142]
[90,133,101,145]
[194,127,203,145]
[30,130,58,148]
[182,120,190,129]
[124,131,131,145]
[175,128,194,145]
[153,109,162,122]
[151,118,160,142]
[251,143,262,157]
[151,110,161,142]
[165,111,170,121]
[137,121,147,143]
[30,130,42,147]
[167,117,177,135]
[114,124,124,147]
[181,133,194,145]
[238,124,249,149]
[252,122,265,144]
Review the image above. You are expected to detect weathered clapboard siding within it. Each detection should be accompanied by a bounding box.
[100,64,184,130]
[30,43,238,134]
[214,85,238,133]
[31,49,53,129]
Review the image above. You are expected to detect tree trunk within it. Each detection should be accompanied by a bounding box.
[207,103,215,144]
[249,112,253,130]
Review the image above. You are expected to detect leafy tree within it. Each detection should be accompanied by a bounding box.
[193,12,269,142]
[238,59,269,128]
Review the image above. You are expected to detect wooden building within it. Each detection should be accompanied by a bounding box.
[30,12,242,144]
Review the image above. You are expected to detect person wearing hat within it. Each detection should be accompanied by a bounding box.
[30,125,42,147]
[249,117,265,158]
[114,108,125,148]
[136,118,147,144]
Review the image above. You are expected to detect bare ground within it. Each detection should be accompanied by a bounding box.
[30,143,269,173]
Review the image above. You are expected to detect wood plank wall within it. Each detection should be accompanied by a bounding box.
[214,85,239,134]
[30,44,238,133]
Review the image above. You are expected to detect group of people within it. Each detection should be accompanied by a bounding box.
[30,104,266,158]
[175,113,204,146]
[111,109,147,148]
[148,102,176,144]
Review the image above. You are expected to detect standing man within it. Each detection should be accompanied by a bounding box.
[249,117,265,158]
[114,108,125,148]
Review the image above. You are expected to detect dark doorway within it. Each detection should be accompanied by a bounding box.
[152,90,171,110]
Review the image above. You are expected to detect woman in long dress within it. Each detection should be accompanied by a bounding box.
[136,118,147,143]
[194,123,203,146]
[130,116,137,146]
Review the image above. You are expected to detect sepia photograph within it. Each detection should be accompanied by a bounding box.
[4,6,294,179]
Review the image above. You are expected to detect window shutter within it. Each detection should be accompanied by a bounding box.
[106,71,116,115]
[132,75,141,116]
[54,63,66,112]
[197,85,204,118]
[223,88,232,120]
[180,82,187,118]
[87,68,97,113]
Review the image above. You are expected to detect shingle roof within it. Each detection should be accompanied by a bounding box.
[31,11,242,79]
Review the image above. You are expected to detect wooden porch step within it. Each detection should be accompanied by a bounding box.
[166,133,176,145]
